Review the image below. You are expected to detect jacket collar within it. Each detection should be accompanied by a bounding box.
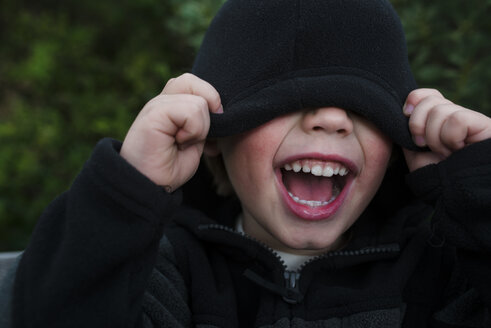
[173,196,405,273]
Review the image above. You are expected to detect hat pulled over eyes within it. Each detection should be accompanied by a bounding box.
[192,0,420,150]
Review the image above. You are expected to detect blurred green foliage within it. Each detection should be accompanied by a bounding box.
[394,0,491,111]
[0,0,225,250]
[0,0,489,251]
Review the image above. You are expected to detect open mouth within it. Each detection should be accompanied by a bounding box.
[277,158,354,220]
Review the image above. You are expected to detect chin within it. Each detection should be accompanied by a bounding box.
[281,234,340,255]
[286,220,353,251]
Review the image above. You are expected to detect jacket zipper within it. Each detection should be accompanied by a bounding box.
[297,243,401,273]
[198,223,400,304]
[283,271,301,304]
[197,223,287,268]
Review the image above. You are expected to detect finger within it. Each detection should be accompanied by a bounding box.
[424,104,458,157]
[403,88,444,116]
[440,111,468,151]
[407,96,453,147]
[441,109,491,149]
[164,96,210,145]
[403,148,445,172]
[142,94,210,146]
[462,111,491,144]
[163,78,176,89]
[161,73,223,114]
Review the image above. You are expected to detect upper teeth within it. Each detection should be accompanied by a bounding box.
[283,160,349,177]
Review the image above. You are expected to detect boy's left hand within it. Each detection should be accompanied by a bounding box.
[403,88,491,172]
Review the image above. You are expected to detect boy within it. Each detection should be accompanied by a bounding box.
[10,0,491,327]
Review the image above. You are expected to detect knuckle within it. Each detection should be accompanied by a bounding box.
[446,111,462,125]
[141,97,161,114]
[407,88,426,99]
[428,88,444,98]
[431,103,446,114]
[186,99,208,119]
[441,125,463,150]
[447,138,461,150]
[192,95,209,110]
[428,95,444,103]
[432,102,456,115]
[187,124,202,138]
[408,89,445,106]
[406,90,421,104]
[177,94,201,106]
[209,93,221,108]
[408,120,424,134]
[449,109,467,120]
[179,72,195,82]
[163,78,176,88]
[419,88,444,98]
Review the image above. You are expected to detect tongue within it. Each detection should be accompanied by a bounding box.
[283,171,334,201]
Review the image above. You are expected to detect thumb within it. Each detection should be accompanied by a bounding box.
[403,148,444,172]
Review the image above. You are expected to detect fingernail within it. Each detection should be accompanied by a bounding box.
[404,104,414,115]
[216,104,224,114]
[414,136,426,147]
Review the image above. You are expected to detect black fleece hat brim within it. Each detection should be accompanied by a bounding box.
[208,69,418,150]
[195,0,422,151]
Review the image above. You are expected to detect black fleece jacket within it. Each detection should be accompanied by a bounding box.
[11,138,491,327]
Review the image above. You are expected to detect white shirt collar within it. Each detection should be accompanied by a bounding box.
[235,214,314,272]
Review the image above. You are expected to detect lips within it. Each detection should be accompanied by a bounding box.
[276,155,356,220]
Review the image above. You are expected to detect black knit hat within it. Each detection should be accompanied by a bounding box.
[192,0,420,150]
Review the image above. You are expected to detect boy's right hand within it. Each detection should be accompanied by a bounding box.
[120,73,223,191]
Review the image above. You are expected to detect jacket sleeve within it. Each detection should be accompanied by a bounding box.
[406,138,491,326]
[12,138,187,328]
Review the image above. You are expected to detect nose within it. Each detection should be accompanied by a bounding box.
[301,107,353,136]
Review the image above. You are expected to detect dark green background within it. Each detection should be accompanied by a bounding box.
[1,0,490,251]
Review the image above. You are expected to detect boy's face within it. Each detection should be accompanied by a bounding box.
[215,107,392,255]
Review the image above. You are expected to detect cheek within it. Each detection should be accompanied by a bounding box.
[356,124,393,190]
[355,119,392,168]
[371,134,392,167]
[367,139,392,169]
[219,123,283,190]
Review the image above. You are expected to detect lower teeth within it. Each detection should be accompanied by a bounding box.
[288,192,336,207]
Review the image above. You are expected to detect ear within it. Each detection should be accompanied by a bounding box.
[204,139,221,157]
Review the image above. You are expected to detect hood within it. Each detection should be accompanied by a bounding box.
[192,0,421,150]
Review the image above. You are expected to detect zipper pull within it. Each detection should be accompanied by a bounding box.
[282,271,302,304]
